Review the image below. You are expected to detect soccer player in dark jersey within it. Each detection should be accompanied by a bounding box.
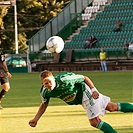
[29,70,133,133]
[0,39,12,109]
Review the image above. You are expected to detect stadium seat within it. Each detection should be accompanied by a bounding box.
[64,0,133,60]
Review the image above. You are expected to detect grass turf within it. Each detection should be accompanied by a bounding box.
[0,106,133,133]
[0,71,133,133]
[2,71,132,108]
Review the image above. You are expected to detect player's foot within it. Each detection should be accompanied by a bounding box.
[0,101,3,110]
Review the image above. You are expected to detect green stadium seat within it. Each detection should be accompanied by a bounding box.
[64,0,133,60]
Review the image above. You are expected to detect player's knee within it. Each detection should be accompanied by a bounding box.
[90,122,97,127]
[108,104,118,112]
[106,102,118,112]
[4,87,10,92]
[3,84,10,92]
[89,119,99,127]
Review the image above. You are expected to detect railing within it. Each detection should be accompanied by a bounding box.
[28,0,93,53]
[57,13,82,39]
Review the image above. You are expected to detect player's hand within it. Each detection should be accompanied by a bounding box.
[92,91,99,99]
[6,72,12,78]
[29,119,37,127]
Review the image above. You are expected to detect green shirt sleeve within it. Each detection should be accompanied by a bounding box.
[60,72,84,85]
[40,86,50,104]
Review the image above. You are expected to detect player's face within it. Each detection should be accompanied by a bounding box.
[41,76,56,91]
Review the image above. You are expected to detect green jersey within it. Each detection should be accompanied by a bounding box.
[40,72,86,105]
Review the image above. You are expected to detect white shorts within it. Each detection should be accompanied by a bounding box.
[82,84,110,119]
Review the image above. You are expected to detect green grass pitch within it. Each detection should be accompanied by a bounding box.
[0,71,133,133]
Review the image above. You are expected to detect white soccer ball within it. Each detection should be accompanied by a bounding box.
[46,36,64,54]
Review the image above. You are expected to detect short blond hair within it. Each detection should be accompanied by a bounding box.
[40,70,53,79]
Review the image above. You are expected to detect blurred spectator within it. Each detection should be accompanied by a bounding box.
[84,35,98,49]
[89,35,98,48]
[124,42,129,49]
[123,42,129,53]
[127,42,133,58]
[113,20,122,32]
[99,48,107,72]
[82,6,86,13]
[84,36,92,49]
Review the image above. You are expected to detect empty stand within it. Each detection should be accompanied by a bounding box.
[63,0,133,61]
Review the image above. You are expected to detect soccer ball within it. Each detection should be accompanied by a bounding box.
[46,36,64,54]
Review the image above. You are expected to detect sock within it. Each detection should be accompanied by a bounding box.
[96,120,117,133]
[118,102,133,112]
[0,89,7,100]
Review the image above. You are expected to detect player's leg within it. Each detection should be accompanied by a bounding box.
[0,77,10,109]
[82,87,117,133]
[100,61,104,71]
[118,102,133,112]
[89,117,117,133]
[103,61,107,71]
[106,102,133,112]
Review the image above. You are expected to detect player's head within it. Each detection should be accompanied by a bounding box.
[40,70,53,78]
[40,70,56,90]
[101,48,104,52]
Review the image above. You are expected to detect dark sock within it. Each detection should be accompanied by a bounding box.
[118,102,133,112]
[0,89,7,100]
[96,120,117,133]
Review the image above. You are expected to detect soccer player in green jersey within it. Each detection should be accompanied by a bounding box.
[29,70,133,133]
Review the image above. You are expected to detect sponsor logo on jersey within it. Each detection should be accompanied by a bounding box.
[63,93,76,103]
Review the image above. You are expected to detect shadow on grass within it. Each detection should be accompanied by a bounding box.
[33,127,133,133]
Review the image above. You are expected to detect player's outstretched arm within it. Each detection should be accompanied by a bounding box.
[29,103,48,127]
[84,76,95,88]
[84,76,99,99]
